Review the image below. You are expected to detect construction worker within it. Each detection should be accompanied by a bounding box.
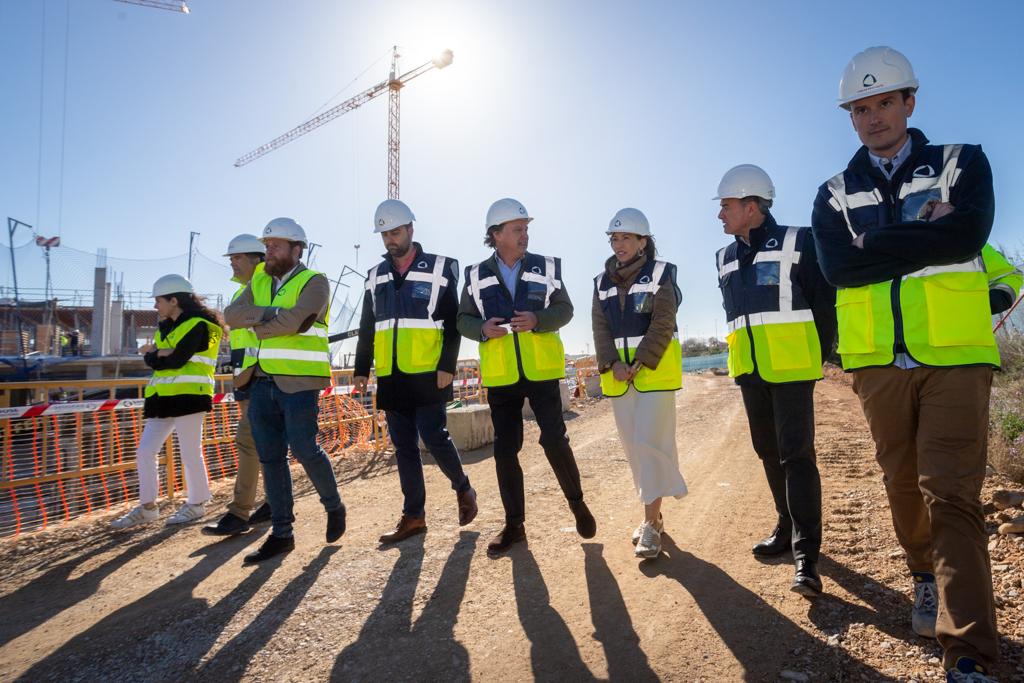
[223,217,346,564]
[111,274,223,529]
[812,46,1000,681]
[458,197,595,556]
[353,199,478,545]
[984,244,1022,315]
[202,234,272,537]
[714,164,836,596]
[591,208,687,559]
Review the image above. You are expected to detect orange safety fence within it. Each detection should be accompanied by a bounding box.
[0,363,502,538]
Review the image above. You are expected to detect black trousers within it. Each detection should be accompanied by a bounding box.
[739,381,822,562]
[487,379,584,525]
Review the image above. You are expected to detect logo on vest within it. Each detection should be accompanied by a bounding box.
[765,238,779,249]
[417,261,428,269]
[531,266,541,274]
[862,73,877,87]
[639,275,651,284]
[912,165,936,177]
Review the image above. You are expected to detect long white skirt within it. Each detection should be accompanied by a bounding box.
[611,386,688,505]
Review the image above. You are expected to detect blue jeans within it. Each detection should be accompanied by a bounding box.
[385,402,470,519]
[247,378,344,538]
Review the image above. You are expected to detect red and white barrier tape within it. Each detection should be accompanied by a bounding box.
[0,377,481,419]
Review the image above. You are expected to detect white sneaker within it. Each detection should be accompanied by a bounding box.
[166,503,205,525]
[111,504,159,529]
[634,521,663,558]
[632,515,664,545]
[912,576,938,638]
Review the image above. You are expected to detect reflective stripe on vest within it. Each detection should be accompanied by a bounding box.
[366,254,449,376]
[825,143,999,369]
[983,244,1022,303]
[596,260,682,396]
[251,268,332,378]
[229,280,260,376]
[467,254,565,387]
[144,316,222,398]
[717,226,823,383]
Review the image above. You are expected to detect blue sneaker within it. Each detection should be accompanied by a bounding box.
[946,657,996,682]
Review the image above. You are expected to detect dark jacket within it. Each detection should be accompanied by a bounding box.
[143,310,218,418]
[591,253,679,372]
[719,214,837,386]
[812,128,994,288]
[354,243,461,410]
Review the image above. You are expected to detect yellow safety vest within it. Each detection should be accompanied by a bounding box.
[983,244,1022,307]
[466,253,565,387]
[595,259,682,396]
[145,316,222,398]
[717,224,824,383]
[825,144,999,369]
[366,251,452,377]
[251,267,331,378]
[228,263,262,377]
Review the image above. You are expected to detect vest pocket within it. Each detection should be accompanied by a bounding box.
[922,274,992,347]
[763,323,812,371]
[836,287,875,354]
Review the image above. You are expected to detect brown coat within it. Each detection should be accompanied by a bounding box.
[223,263,331,393]
[591,254,678,372]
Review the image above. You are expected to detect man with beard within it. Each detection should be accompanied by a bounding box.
[353,199,477,545]
[458,197,595,556]
[224,217,346,563]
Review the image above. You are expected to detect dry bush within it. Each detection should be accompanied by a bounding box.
[990,330,1024,483]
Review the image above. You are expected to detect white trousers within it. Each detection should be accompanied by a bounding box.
[134,413,211,505]
[611,386,688,505]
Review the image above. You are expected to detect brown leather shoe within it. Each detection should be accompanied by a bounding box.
[486,523,526,556]
[378,515,427,545]
[457,487,478,526]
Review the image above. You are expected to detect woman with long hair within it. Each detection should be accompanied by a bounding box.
[592,208,687,558]
[112,274,225,529]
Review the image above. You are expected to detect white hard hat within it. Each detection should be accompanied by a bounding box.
[152,274,193,298]
[606,208,651,236]
[838,46,918,110]
[223,233,266,257]
[713,164,776,201]
[373,199,416,233]
[260,217,308,246]
[485,198,532,230]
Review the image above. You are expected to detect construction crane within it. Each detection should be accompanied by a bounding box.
[234,46,453,199]
[112,0,190,13]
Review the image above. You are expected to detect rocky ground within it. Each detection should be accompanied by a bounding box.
[0,373,1022,682]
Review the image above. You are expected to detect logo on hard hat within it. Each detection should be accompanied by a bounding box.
[263,227,272,235]
[862,74,877,87]
[614,219,622,227]
[378,218,385,226]
[518,207,526,215]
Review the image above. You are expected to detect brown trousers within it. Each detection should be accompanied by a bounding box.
[226,400,261,520]
[852,366,997,669]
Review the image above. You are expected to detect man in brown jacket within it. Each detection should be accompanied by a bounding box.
[224,217,345,564]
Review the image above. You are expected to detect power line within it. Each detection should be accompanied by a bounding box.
[56,0,71,236]
[34,0,47,231]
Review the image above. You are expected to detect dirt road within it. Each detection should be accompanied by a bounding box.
[1,374,1022,681]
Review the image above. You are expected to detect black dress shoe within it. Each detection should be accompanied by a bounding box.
[752,525,792,557]
[201,512,250,537]
[247,502,272,525]
[791,559,823,597]
[487,523,526,555]
[570,499,597,539]
[326,505,347,543]
[243,534,295,564]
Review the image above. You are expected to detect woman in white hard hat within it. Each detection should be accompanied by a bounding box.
[111,274,225,529]
[592,208,687,558]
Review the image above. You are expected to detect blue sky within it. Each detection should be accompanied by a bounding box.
[2,0,1022,356]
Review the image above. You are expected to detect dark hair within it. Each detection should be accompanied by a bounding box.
[162,292,225,330]
[484,225,501,248]
[641,235,658,258]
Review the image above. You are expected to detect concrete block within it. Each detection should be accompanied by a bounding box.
[583,374,603,398]
[524,380,572,418]
[445,404,494,451]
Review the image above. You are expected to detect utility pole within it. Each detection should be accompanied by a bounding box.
[307,241,322,266]
[7,218,32,361]
[187,231,200,280]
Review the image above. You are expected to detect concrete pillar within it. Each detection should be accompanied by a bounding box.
[89,267,110,356]
[108,299,124,354]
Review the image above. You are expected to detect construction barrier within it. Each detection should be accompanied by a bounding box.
[0,362,486,538]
